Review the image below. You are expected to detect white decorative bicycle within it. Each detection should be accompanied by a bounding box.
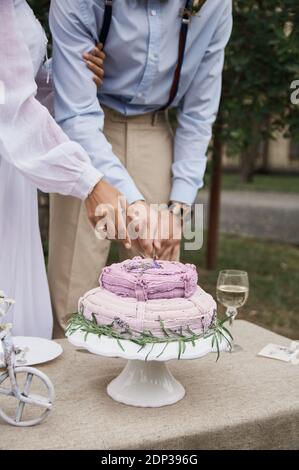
[0,293,55,427]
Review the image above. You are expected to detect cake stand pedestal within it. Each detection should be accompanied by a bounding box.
[67,330,228,408]
[107,360,185,407]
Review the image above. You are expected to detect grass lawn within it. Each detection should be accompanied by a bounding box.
[204,172,299,193]
[108,234,299,340]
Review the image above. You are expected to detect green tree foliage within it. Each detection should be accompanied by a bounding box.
[220,0,299,179]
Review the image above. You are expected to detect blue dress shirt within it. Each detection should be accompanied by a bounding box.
[49,0,232,204]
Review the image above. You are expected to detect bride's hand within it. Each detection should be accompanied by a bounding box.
[83,43,106,87]
[85,179,131,250]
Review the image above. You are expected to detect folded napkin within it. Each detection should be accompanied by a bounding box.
[258,341,299,365]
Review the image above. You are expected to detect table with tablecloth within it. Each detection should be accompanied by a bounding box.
[1,320,298,450]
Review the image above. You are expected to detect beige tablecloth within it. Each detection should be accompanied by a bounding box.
[1,320,298,450]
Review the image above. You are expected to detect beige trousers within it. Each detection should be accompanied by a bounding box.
[48,107,173,338]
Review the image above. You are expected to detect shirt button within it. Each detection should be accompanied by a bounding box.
[150,9,157,16]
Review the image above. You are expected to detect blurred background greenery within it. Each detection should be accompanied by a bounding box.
[30,0,299,338]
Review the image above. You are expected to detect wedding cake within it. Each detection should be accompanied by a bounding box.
[77,257,217,341]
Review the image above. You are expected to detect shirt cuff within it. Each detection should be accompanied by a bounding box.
[122,185,145,205]
[170,179,203,205]
[70,165,103,200]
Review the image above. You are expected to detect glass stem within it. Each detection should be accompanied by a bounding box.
[226,307,237,352]
[226,307,238,327]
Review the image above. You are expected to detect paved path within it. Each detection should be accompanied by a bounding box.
[198,190,299,245]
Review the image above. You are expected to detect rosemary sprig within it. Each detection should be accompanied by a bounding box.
[66,313,232,361]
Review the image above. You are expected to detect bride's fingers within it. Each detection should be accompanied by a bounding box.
[113,200,131,250]
[84,55,104,72]
[86,61,104,79]
[84,52,104,67]
[156,244,170,261]
[93,76,103,88]
[169,244,179,262]
[83,51,105,87]
[94,43,106,60]
[83,46,105,64]
[153,238,161,251]
[116,214,131,250]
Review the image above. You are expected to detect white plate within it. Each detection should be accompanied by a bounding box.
[0,337,63,368]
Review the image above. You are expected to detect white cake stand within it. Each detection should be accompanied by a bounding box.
[67,330,228,408]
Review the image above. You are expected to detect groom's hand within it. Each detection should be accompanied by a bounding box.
[85,179,131,250]
[83,43,106,88]
[156,209,182,261]
[127,201,160,258]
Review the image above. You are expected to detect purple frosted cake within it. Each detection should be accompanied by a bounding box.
[78,257,217,340]
[101,257,198,301]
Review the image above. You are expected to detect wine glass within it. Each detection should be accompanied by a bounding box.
[216,270,249,352]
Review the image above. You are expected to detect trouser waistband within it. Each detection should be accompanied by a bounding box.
[102,105,169,126]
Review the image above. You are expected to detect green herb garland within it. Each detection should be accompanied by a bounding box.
[67,312,233,361]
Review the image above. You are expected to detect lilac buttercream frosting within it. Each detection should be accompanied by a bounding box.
[100,257,198,301]
[79,286,217,338]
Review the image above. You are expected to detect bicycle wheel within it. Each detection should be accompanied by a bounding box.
[0,366,55,427]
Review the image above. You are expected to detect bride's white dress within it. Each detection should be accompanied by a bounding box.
[0,1,52,337]
[0,0,101,337]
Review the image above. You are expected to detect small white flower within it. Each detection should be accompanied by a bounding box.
[0,292,15,318]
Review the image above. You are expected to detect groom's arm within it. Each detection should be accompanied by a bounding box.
[49,0,144,204]
[171,1,233,205]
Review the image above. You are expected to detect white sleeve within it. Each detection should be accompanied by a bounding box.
[0,0,102,200]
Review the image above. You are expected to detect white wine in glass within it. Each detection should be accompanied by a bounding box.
[217,270,249,352]
[217,285,249,311]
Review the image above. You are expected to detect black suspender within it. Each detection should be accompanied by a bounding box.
[159,0,192,111]
[99,0,113,47]
[98,0,205,110]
